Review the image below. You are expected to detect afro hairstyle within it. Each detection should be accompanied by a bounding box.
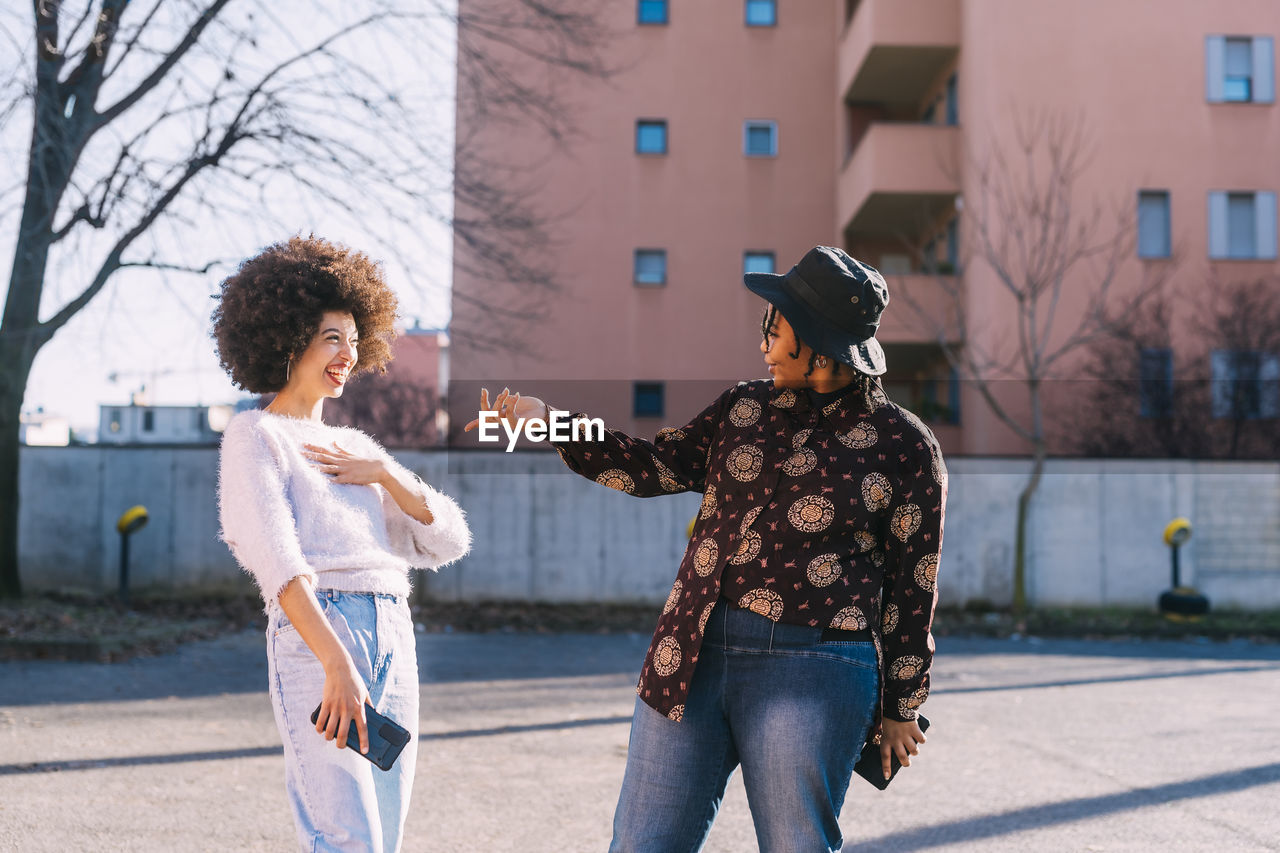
[211,235,399,394]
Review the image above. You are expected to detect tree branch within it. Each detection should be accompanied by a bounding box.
[38,120,241,340]
[101,0,165,80]
[60,0,127,91]
[118,257,222,274]
[93,0,234,126]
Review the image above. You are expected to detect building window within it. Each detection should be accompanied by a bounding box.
[638,0,668,25]
[923,218,960,274]
[944,73,958,125]
[634,382,665,418]
[1211,350,1280,419]
[109,410,121,433]
[920,367,960,425]
[636,120,668,155]
[1208,191,1278,260]
[1139,348,1174,418]
[634,249,667,286]
[947,366,961,424]
[1206,36,1275,104]
[922,237,938,272]
[877,253,912,275]
[1227,193,1255,258]
[745,0,776,26]
[744,251,776,275]
[142,410,154,432]
[1225,38,1253,101]
[744,120,777,157]
[1137,191,1172,259]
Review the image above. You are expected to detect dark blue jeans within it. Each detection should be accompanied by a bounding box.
[609,600,879,853]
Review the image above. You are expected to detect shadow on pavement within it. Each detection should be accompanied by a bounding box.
[417,632,647,684]
[841,761,1280,852]
[0,631,648,707]
[423,714,632,741]
[937,636,1280,663]
[936,662,1280,695]
[0,746,284,776]
[3,632,1276,708]
[0,715,634,775]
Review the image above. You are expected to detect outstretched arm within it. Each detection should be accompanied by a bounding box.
[465,385,733,497]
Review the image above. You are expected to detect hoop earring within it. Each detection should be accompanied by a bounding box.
[285,360,291,384]
[816,357,828,369]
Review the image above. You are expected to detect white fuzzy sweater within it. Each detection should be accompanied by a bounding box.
[217,410,471,609]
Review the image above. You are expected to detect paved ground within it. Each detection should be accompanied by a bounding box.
[1,629,1279,852]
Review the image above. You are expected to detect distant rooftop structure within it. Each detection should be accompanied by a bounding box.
[97,403,235,445]
[20,409,71,446]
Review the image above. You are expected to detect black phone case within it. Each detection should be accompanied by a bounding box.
[853,714,930,791]
[310,703,411,772]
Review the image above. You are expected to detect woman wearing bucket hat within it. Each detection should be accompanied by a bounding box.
[466,246,946,852]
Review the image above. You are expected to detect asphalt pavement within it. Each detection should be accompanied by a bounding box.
[2,628,1279,852]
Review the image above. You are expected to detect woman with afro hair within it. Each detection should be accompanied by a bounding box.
[213,235,470,852]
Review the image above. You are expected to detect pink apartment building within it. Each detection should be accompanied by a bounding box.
[450,0,1279,455]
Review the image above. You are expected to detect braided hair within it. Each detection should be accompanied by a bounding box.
[761,304,881,412]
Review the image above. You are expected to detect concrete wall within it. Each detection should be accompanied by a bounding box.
[17,447,1280,609]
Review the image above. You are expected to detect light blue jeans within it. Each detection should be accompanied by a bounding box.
[267,588,419,853]
[610,600,880,853]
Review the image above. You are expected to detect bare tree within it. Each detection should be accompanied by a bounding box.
[1196,278,1280,458]
[898,111,1172,617]
[1068,276,1280,460]
[0,0,613,598]
[1062,283,1203,459]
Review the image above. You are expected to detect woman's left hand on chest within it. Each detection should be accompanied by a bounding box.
[303,442,388,486]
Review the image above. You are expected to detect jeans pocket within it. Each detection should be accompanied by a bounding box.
[270,610,297,639]
[270,590,334,639]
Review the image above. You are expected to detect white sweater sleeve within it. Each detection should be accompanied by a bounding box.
[377,455,472,570]
[217,417,317,603]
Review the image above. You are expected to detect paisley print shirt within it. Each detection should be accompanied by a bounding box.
[551,379,947,724]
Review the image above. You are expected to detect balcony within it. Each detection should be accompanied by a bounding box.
[837,122,960,238]
[840,0,960,107]
[876,274,962,344]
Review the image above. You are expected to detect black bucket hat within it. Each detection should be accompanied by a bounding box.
[744,246,889,376]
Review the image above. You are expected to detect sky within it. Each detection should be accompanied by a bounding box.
[2,1,457,434]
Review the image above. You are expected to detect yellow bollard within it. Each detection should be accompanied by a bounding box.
[1157,517,1207,619]
[116,506,150,604]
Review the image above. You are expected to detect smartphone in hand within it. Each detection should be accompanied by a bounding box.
[853,714,930,791]
[311,703,411,772]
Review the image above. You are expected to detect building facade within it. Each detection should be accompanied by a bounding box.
[19,409,71,446]
[97,404,227,445]
[451,0,1279,455]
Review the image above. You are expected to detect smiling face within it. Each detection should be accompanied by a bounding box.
[285,310,360,400]
[761,306,820,389]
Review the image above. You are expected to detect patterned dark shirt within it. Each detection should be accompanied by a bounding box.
[552,379,947,725]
